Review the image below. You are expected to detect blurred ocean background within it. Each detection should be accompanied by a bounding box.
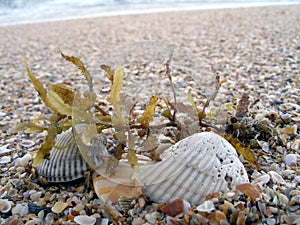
[0,0,299,26]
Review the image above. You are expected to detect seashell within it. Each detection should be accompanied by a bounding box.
[45,213,55,224]
[284,153,297,166]
[73,204,85,212]
[36,128,89,182]
[20,139,35,148]
[268,171,286,185]
[265,218,276,225]
[74,215,96,225]
[93,160,143,203]
[291,139,300,151]
[220,200,234,215]
[236,211,246,225]
[160,199,190,217]
[0,155,11,164]
[138,132,249,205]
[196,200,215,213]
[0,199,12,213]
[145,213,157,224]
[282,215,300,224]
[0,144,11,154]
[118,197,135,212]
[16,153,32,167]
[30,191,42,202]
[132,218,144,225]
[37,126,108,183]
[289,195,300,205]
[277,193,289,205]
[236,183,261,201]
[253,174,270,184]
[295,175,300,184]
[12,203,29,216]
[51,201,68,214]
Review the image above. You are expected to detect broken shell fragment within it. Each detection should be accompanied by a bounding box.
[284,154,297,166]
[74,215,96,225]
[268,171,286,185]
[93,161,143,203]
[160,199,190,217]
[51,201,68,214]
[196,200,215,213]
[138,132,249,205]
[0,199,11,213]
[253,174,270,184]
[236,183,261,200]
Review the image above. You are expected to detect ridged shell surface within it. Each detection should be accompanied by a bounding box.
[37,128,89,183]
[138,132,249,205]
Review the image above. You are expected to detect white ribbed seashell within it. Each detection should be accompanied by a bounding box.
[37,127,107,183]
[138,132,249,205]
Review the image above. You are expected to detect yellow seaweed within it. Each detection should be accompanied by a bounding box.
[224,134,259,168]
[50,84,75,106]
[32,126,57,167]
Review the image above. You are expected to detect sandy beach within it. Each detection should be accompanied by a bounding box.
[0,4,300,224]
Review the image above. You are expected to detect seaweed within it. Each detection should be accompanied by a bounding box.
[10,52,259,171]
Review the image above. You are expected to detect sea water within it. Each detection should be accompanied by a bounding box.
[0,0,299,26]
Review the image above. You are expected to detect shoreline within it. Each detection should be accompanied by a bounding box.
[0,1,299,27]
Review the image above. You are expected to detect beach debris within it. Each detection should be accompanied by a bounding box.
[0,199,12,213]
[236,183,261,201]
[11,203,29,216]
[74,215,96,225]
[268,171,286,185]
[51,201,68,214]
[0,144,11,154]
[0,155,11,164]
[139,132,249,205]
[15,153,32,167]
[253,173,270,184]
[93,161,143,203]
[284,153,297,166]
[160,199,190,216]
[20,139,35,148]
[196,200,215,213]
